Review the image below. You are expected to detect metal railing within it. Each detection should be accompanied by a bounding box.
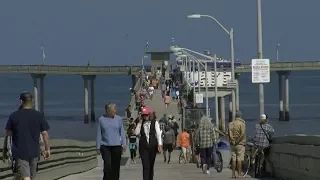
[0,61,320,75]
[0,65,151,75]
[236,61,320,72]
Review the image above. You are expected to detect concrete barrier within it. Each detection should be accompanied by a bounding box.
[269,135,320,180]
[0,138,97,180]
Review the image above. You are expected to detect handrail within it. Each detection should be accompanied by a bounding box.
[0,61,319,75]
[0,138,97,180]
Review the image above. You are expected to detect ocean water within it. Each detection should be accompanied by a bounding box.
[0,74,132,141]
[0,70,319,141]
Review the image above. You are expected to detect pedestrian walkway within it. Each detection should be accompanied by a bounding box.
[60,87,268,180]
[145,88,181,128]
[60,151,270,180]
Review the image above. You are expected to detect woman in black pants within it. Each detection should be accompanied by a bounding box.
[135,106,162,180]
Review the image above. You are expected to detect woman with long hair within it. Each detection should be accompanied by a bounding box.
[135,106,162,180]
[96,103,127,180]
[198,116,217,174]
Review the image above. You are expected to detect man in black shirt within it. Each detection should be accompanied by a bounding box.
[126,105,132,119]
[4,92,50,180]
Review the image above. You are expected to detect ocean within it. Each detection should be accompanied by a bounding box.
[0,70,319,141]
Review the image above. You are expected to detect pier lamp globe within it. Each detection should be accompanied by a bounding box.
[177,54,187,58]
[187,14,202,19]
[171,47,182,53]
[174,52,183,56]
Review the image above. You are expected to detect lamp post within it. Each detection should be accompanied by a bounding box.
[172,46,219,123]
[41,46,45,64]
[257,0,265,115]
[276,44,280,61]
[187,13,236,119]
[213,54,219,127]
[174,52,209,117]
[192,58,196,107]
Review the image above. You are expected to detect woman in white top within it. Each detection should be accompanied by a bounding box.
[135,106,162,180]
[175,90,180,99]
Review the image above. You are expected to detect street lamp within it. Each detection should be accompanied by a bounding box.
[276,44,280,61]
[172,46,219,127]
[257,0,265,116]
[141,55,148,72]
[187,13,236,120]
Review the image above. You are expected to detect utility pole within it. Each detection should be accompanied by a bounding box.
[257,0,264,115]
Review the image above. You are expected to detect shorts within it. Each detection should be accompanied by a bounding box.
[163,143,173,152]
[14,158,38,179]
[181,146,190,154]
[231,145,245,161]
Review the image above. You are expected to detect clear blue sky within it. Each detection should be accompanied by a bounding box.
[0,0,319,65]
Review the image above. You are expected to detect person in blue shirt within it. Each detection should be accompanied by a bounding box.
[3,92,50,180]
[96,103,127,180]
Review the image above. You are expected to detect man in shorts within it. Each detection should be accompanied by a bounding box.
[4,92,50,180]
[228,111,246,178]
[162,125,175,163]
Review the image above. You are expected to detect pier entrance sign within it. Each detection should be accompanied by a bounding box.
[251,59,270,83]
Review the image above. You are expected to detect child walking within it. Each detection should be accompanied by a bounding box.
[128,129,137,163]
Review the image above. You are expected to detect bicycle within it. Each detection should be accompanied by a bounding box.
[214,149,223,172]
[243,140,266,178]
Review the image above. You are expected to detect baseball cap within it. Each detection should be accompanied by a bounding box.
[260,114,267,120]
[19,91,33,102]
[141,106,150,115]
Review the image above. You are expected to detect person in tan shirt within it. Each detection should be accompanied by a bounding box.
[228,111,246,178]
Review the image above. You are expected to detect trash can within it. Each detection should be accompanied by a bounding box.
[217,139,232,168]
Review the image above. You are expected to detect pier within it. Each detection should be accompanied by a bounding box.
[0,59,319,122]
[1,75,320,180]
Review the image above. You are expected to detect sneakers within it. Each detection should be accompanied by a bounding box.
[131,160,136,164]
[202,164,207,174]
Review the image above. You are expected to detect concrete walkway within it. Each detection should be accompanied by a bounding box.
[60,152,269,180]
[60,89,268,180]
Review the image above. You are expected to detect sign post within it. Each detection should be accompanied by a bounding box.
[195,93,203,104]
[251,59,270,83]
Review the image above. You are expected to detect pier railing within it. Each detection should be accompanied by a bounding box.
[0,65,149,75]
[236,61,320,72]
[0,138,97,180]
[269,135,320,180]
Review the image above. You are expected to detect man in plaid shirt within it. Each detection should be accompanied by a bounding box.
[254,114,275,148]
[197,116,217,174]
[254,114,275,173]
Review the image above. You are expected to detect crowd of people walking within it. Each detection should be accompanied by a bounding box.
[93,70,276,180]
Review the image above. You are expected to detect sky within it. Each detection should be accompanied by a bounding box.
[0,0,319,66]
